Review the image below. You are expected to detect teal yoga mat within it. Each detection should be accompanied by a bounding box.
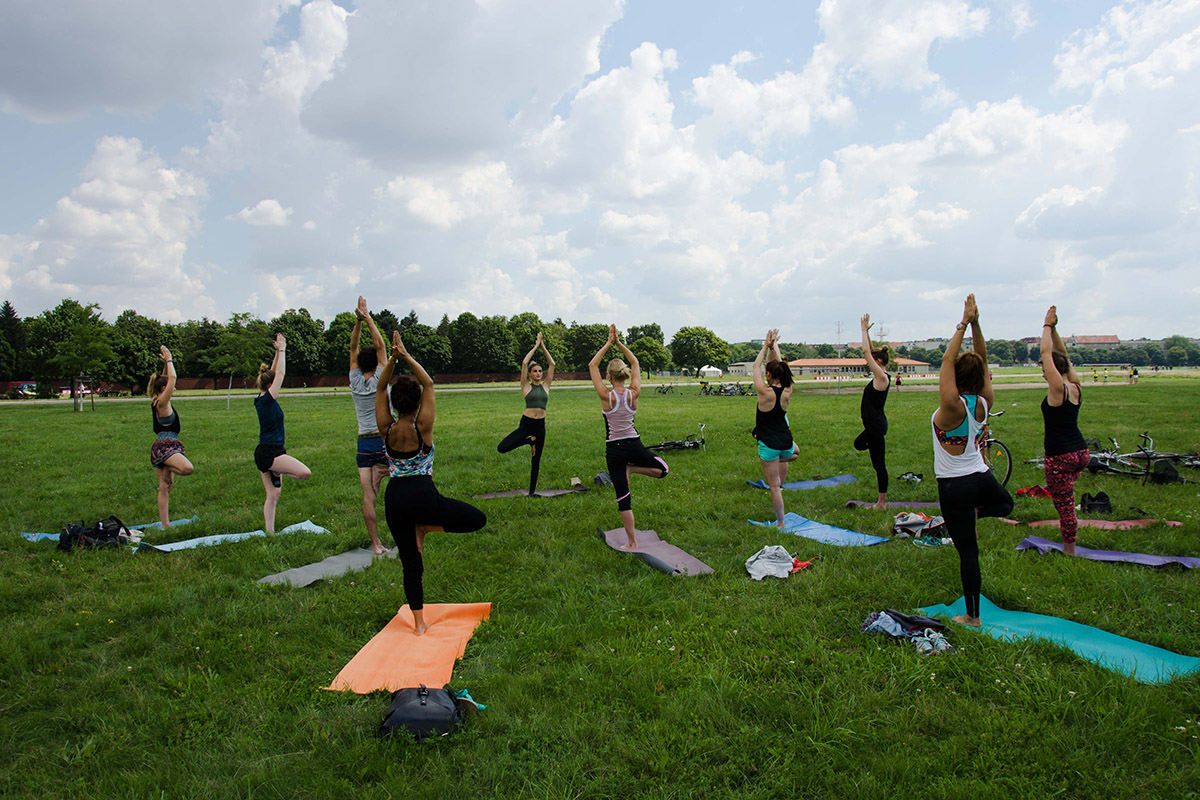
[749,512,888,547]
[919,595,1200,683]
[746,474,858,491]
[21,515,198,543]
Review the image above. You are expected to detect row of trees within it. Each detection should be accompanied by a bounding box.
[0,300,734,396]
[897,337,1200,368]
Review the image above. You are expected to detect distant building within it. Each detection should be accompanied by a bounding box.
[1067,335,1120,349]
[787,357,930,376]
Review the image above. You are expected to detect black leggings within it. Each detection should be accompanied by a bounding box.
[497,416,545,495]
[384,475,486,611]
[853,430,888,493]
[936,470,1014,619]
[605,437,668,512]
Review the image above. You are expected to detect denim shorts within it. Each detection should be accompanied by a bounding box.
[356,434,387,468]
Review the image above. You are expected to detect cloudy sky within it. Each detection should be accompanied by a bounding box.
[1,0,1197,343]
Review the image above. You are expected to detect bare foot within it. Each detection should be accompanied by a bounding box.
[372,543,387,556]
[874,502,887,510]
[620,540,639,550]
[160,522,174,530]
[951,614,982,628]
[413,621,430,636]
[1063,541,1076,557]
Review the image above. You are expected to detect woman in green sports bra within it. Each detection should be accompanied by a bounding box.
[497,331,556,495]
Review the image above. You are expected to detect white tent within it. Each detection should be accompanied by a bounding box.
[698,364,723,378]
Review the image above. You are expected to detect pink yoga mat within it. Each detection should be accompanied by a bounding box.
[1001,518,1182,530]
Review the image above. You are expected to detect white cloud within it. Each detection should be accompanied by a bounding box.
[0,0,296,121]
[1014,185,1106,238]
[818,0,989,90]
[233,199,293,226]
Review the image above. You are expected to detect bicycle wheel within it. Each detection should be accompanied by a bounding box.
[983,439,1012,486]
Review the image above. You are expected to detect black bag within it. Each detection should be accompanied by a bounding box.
[57,516,132,552]
[1148,461,1182,485]
[1080,492,1112,514]
[378,685,463,740]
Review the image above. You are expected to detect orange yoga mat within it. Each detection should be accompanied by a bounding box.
[324,602,491,693]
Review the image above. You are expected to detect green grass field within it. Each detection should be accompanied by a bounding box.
[2,381,1199,799]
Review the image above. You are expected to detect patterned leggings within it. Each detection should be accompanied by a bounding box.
[1044,448,1090,544]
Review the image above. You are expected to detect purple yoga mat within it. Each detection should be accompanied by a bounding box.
[1016,535,1200,569]
[598,528,713,576]
[474,488,587,499]
[846,500,940,509]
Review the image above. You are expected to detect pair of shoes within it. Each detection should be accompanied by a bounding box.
[594,471,612,488]
[912,536,942,547]
[913,635,934,655]
[923,628,954,654]
[898,471,924,483]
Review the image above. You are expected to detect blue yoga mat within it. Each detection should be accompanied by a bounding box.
[749,512,888,547]
[137,520,329,553]
[919,595,1200,683]
[21,515,199,543]
[746,474,858,491]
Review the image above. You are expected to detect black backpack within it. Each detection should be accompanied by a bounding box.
[57,516,132,552]
[378,684,476,740]
[1148,461,1182,485]
[1080,492,1112,514]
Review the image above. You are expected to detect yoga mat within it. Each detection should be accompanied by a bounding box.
[137,520,329,553]
[21,515,198,543]
[325,602,492,693]
[597,528,713,576]
[474,487,587,499]
[1000,518,1182,530]
[746,474,858,491]
[919,595,1200,683]
[749,512,888,547]
[1016,536,1200,569]
[846,500,940,509]
[258,547,398,587]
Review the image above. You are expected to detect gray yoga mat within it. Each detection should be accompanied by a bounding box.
[474,487,587,499]
[1016,535,1200,569]
[137,520,329,553]
[259,547,398,587]
[597,527,713,576]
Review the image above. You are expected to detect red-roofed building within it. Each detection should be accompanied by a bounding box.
[1067,335,1120,349]
[786,357,930,376]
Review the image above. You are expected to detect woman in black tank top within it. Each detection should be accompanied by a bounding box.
[1039,306,1089,557]
[752,329,798,528]
[148,346,194,530]
[854,314,891,509]
[497,331,556,495]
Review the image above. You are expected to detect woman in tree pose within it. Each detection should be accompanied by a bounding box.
[751,328,798,528]
[854,314,891,509]
[932,295,1013,627]
[588,324,668,549]
[1039,305,1089,557]
[497,331,555,495]
[254,334,312,534]
[350,296,389,554]
[377,330,486,636]
[148,346,194,528]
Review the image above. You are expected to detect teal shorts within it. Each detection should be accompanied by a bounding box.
[758,441,797,462]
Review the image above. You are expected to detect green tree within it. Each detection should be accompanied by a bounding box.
[373,308,402,343]
[1143,345,1165,366]
[0,336,16,382]
[109,310,166,392]
[400,310,420,331]
[25,300,112,402]
[42,303,114,411]
[0,300,25,377]
[669,326,730,374]
[1167,346,1188,367]
[175,317,222,378]
[508,312,568,370]
[728,343,758,363]
[566,323,617,372]
[815,343,836,358]
[630,336,669,372]
[1010,340,1029,365]
[627,323,664,344]
[447,312,514,373]
[211,313,272,408]
[403,324,453,375]
[778,341,816,360]
[986,339,1013,365]
[843,346,863,359]
[323,311,360,374]
[270,308,326,376]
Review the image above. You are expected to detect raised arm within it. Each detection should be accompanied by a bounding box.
[359,297,387,354]
[350,315,362,371]
[1045,312,1080,385]
[399,330,436,435]
[967,299,993,406]
[768,328,783,364]
[588,327,616,402]
[268,334,286,398]
[519,336,537,392]
[374,344,397,435]
[1041,306,1065,404]
[937,296,973,420]
[157,346,177,409]
[861,314,889,389]
[538,332,555,386]
[613,324,641,395]
[751,330,771,393]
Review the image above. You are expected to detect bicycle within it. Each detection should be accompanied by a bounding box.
[649,423,706,452]
[982,409,1012,487]
[1027,433,1193,484]
[655,384,677,395]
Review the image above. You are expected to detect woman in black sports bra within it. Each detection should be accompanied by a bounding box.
[148,346,194,529]
[751,329,798,528]
[1039,305,1089,557]
[854,314,891,509]
[376,330,486,636]
[497,331,555,495]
